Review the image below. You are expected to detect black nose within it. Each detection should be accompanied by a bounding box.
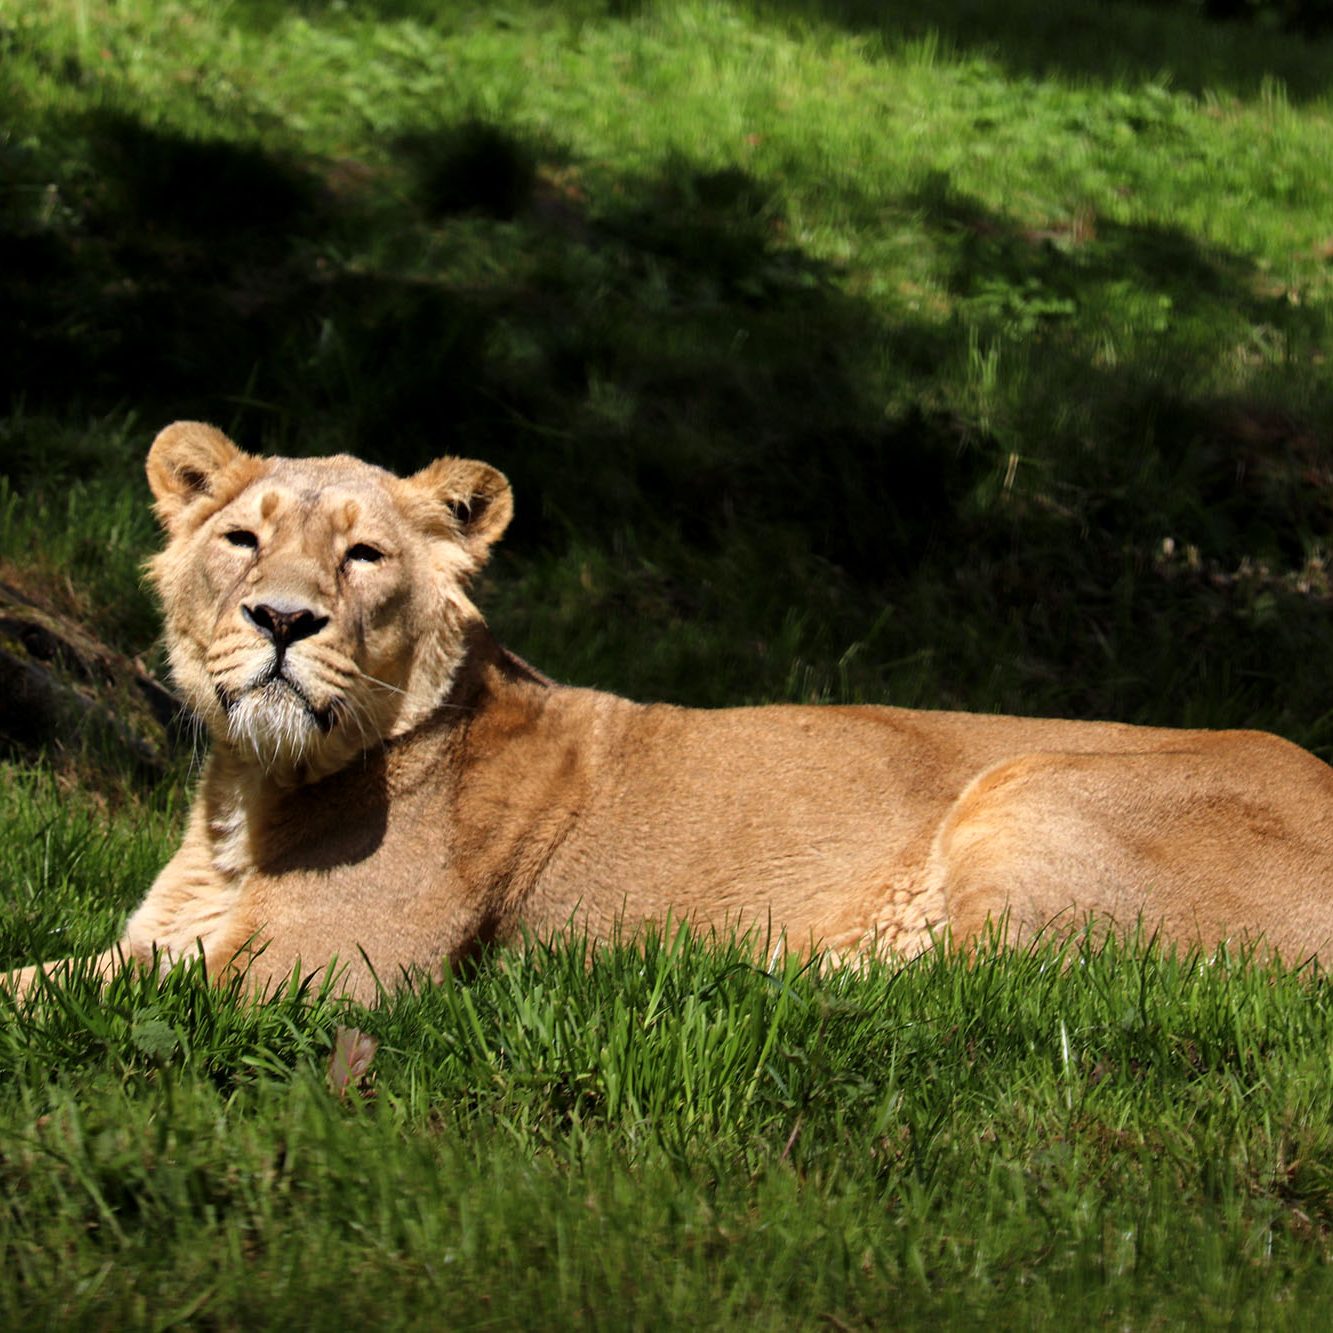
[242,603,328,651]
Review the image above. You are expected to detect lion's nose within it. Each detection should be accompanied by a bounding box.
[242,602,329,651]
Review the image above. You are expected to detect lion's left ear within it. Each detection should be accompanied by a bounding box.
[403,457,514,560]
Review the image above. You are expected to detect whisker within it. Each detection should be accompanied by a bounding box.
[353,668,407,697]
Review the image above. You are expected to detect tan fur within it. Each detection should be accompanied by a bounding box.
[10,422,1333,1001]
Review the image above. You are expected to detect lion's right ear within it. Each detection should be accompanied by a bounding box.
[146,422,253,527]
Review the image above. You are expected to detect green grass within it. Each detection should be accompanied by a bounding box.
[4,0,1333,1323]
[6,896,1333,1325]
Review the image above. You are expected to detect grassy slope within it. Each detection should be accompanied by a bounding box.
[5,0,1333,723]
[4,0,1333,1323]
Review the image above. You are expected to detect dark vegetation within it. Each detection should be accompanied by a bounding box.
[1176,0,1333,39]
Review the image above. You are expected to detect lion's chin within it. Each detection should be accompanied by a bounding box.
[221,678,337,769]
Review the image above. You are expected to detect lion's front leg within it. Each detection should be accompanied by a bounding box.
[2,945,134,1002]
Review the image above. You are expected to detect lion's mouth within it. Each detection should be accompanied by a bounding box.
[216,672,335,734]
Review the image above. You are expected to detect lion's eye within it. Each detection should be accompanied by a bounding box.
[345,543,384,564]
[224,530,258,550]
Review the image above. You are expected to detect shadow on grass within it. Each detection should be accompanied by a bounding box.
[4,104,1333,737]
[0,106,994,576]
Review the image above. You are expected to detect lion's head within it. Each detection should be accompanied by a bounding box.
[146,421,511,781]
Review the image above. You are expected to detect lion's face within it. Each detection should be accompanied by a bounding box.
[146,423,511,781]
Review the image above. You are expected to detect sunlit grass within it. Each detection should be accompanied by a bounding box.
[4,922,1333,1324]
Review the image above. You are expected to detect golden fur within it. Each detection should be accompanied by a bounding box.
[10,422,1333,1001]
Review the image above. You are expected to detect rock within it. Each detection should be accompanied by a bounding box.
[0,581,185,782]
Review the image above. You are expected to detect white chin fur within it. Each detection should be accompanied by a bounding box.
[225,683,325,768]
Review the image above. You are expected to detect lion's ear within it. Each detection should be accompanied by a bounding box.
[404,456,513,560]
[146,421,252,527]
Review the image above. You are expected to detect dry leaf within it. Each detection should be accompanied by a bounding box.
[327,1025,379,1100]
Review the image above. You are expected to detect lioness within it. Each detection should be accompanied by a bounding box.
[9,421,1333,1001]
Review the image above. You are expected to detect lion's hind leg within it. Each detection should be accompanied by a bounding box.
[933,747,1333,963]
